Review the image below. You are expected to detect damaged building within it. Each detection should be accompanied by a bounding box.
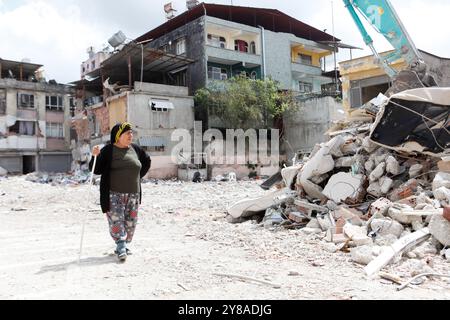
[0,58,74,174]
[72,2,353,179]
[339,49,450,113]
[71,39,195,179]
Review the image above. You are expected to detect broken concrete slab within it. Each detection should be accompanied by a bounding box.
[294,199,328,216]
[370,218,404,238]
[433,186,450,204]
[281,165,302,189]
[351,245,375,265]
[333,207,363,226]
[388,203,423,225]
[322,172,365,204]
[369,197,393,216]
[369,162,386,182]
[362,136,379,153]
[428,214,450,246]
[432,172,450,191]
[227,187,294,218]
[367,181,383,197]
[0,166,7,176]
[365,159,375,174]
[306,218,321,229]
[344,223,372,246]
[322,242,338,253]
[409,164,423,178]
[379,176,394,194]
[364,228,431,277]
[335,157,354,168]
[386,156,400,175]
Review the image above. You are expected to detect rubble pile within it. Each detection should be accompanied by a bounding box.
[228,88,450,282]
[24,170,91,185]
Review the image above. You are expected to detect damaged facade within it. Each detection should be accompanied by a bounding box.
[71,40,195,179]
[339,49,450,114]
[0,58,74,174]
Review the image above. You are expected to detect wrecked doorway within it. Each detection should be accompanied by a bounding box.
[350,75,390,108]
[23,155,35,174]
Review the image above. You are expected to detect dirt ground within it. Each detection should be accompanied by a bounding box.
[0,176,448,300]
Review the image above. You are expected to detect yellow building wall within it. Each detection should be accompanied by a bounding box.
[291,46,331,67]
[339,53,407,114]
[108,95,127,129]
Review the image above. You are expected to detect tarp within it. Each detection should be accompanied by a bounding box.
[370,87,450,157]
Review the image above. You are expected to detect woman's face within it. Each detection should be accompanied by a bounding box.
[117,130,133,147]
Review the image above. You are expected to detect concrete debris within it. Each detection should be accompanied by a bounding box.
[351,245,375,265]
[226,90,450,278]
[0,166,7,176]
[386,156,400,175]
[409,164,423,178]
[432,172,450,191]
[370,218,404,238]
[428,214,450,246]
[369,162,386,182]
[343,223,372,246]
[322,172,365,204]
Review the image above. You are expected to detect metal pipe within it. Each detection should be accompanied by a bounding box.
[258,25,266,80]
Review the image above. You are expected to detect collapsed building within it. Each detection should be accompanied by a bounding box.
[228,85,450,284]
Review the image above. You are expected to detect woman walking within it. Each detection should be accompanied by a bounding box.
[89,122,151,261]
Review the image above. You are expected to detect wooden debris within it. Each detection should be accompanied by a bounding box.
[213,272,281,289]
[378,271,403,285]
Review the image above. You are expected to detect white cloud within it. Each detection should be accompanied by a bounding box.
[0,1,107,82]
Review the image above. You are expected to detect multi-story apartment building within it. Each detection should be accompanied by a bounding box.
[136,3,340,96]
[0,58,74,174]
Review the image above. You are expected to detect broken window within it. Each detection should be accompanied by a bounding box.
[46,95,64,111]
[298,53,312,65]
[208,66,228,80]
[17,93,35,108]
[9,121,35,135]
[69,96,75,117]
[46,122,64,138]
[207,34,226,48]
[299,81,313,93]
[176,38,186,55]
[234,40,248,53]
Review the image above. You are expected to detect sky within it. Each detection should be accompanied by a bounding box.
[1,0,449,83]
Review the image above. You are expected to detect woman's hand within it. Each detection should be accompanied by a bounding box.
[92,145,101,157]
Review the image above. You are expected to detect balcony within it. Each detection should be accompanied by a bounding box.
[206,45,261,68]
[291,61,323,77]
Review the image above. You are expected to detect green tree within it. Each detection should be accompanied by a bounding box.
[194,75,295,129]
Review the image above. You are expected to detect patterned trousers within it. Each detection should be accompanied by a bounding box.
[106,191,140,243]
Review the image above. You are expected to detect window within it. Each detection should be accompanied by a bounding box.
[0,89,5,115]
[9,121,35,135]
[46,95,64,111]
[299,81,313,93]
[46,122,64,138]
[298,53,312,65]
[176,38,186,55]
[17,93,34,108]
[250,41,256,54]
[234,40,248,52]
[69,97,75,117]
[91,60,96,70]
[208,66,228,80]
[207,34,226,48]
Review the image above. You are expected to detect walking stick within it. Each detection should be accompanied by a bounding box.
[78,155,97,263]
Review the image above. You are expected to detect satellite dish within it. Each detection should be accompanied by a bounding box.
[108,31,127,48]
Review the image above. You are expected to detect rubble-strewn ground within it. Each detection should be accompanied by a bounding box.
[0,176,448,300]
